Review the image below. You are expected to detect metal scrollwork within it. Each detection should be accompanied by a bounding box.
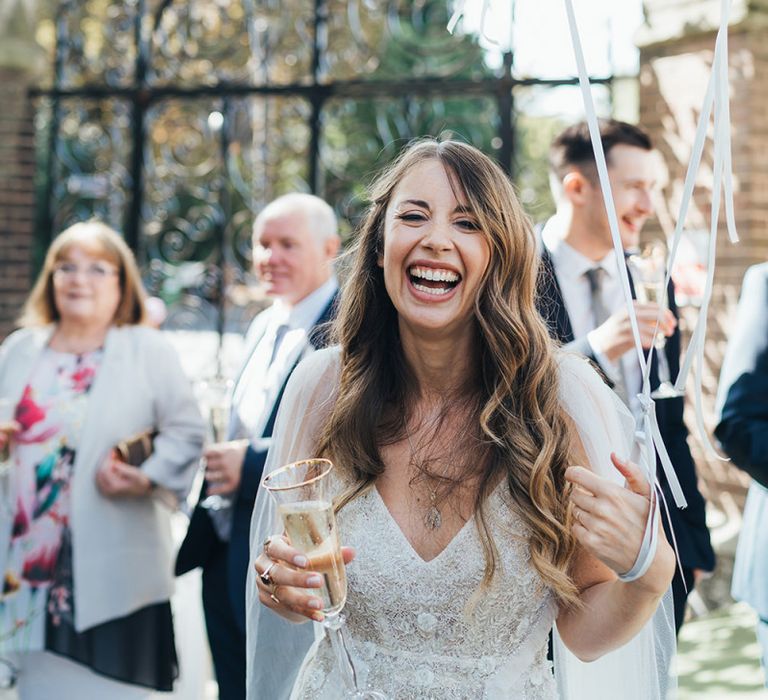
[36,0,613,342]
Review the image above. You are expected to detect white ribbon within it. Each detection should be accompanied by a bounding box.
[452,0,739,474]
[637,395,687,508]
[671,0,737,459]
[448,0,503,48]
[447,0,467,34]
[560,0,691,513]
[448,0,739,571]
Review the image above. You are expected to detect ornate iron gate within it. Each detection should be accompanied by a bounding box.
[32,0,613,342]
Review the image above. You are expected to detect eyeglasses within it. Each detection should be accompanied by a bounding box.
[52,262,119,281]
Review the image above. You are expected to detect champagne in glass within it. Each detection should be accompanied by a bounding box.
[628,242,682,399]
[279,500,347,614]
[195,376,234,510]
[263,459,387,700]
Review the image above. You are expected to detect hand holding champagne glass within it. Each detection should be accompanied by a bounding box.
[627,241,682,399]
[261,459,387,699]
[195,376,235,510]
[0,398,20,477]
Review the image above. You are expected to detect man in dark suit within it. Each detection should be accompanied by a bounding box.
[715,262,768,682]
[176,193,340,699]
[536,119,715,633]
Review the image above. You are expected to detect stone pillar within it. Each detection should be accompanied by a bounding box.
[638,2,768,518]
[0,0,49,341]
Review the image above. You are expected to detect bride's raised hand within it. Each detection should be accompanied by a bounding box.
[255,535,355,623]
[565,453,653,576]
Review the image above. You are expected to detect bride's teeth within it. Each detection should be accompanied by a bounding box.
[409,266,459,282]
[413,282,451,296]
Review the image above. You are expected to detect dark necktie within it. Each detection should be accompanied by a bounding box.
[268,323,290,367]
[585,267,629,405]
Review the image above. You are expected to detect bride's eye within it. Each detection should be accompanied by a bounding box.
[395,212,427,223]
[455,218,480,231]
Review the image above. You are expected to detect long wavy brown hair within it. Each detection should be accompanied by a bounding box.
[317,138,580,607]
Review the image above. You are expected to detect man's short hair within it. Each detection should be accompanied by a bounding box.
[253,193,338,242]
[549,119,653,183]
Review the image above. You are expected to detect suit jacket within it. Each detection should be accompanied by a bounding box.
[0,326,205,631]
[175,292,338,630]
[537,248,715,572]
[715,263,768,617]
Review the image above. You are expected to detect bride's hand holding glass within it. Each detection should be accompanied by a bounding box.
[254,536,356,623]
[258,459,388,699]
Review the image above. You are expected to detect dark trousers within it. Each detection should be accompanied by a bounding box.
[672,565,696,635]
[202,544,246,700]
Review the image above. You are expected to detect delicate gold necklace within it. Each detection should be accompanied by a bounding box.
[404,422,442,530]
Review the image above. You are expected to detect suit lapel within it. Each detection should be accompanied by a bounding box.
[260,291,338,440]
[537,248,575,343]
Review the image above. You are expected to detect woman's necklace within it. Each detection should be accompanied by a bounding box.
[404,422,442,531]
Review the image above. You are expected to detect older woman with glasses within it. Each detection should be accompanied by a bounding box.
[0,221,205,698]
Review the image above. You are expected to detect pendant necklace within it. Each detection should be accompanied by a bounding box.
[404,422,442,530]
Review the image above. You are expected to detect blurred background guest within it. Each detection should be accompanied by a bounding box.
[175,193,340,700]
[0,221,205,698]
[536,119,715,633]
[715,262,768,686]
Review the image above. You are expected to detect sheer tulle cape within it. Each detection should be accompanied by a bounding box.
[245,347,676,699]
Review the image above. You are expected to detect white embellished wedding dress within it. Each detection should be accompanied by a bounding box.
[246,347,675,700]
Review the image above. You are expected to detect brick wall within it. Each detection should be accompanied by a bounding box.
[0,67,36,342]
[638,20,768,515]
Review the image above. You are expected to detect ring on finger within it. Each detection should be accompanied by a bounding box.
[259,561,277,587]
[263,536,273,556]
[574,507,582,524]
[270,585,281,605]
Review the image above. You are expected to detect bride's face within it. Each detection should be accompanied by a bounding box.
[379,159,491,338]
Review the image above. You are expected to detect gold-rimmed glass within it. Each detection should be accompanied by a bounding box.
[263,458,387,699]
[627,241,682,399]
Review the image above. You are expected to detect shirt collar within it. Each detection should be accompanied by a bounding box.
[271,276,338,331]
[541,217,619,281]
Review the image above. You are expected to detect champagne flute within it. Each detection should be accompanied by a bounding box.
[627,242,682,399]
[196,376,235,510]
[263,459,388,700]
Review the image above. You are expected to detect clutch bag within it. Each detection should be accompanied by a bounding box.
[114,429,158,467]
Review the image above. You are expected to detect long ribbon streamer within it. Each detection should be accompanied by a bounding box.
[447,0,739,583]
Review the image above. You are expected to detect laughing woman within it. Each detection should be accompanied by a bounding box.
[0,222,205,698]
[248,139,675,699]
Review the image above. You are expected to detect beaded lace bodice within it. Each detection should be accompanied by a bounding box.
[248,347,665,700]
[292,482,558,700]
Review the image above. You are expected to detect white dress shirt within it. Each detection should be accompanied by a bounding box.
[541,218,641,415]
[231,276,338,444]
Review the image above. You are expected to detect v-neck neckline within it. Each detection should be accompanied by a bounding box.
[370,484,479,565]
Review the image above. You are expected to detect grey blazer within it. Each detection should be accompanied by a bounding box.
[0,325,205,630]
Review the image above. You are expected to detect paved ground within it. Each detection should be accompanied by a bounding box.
[675,500,767,699]
[678,602,765,698]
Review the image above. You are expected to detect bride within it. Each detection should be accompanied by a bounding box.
[247,139,675,699]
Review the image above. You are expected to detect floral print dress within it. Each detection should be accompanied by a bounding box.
[0,348,177,691]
